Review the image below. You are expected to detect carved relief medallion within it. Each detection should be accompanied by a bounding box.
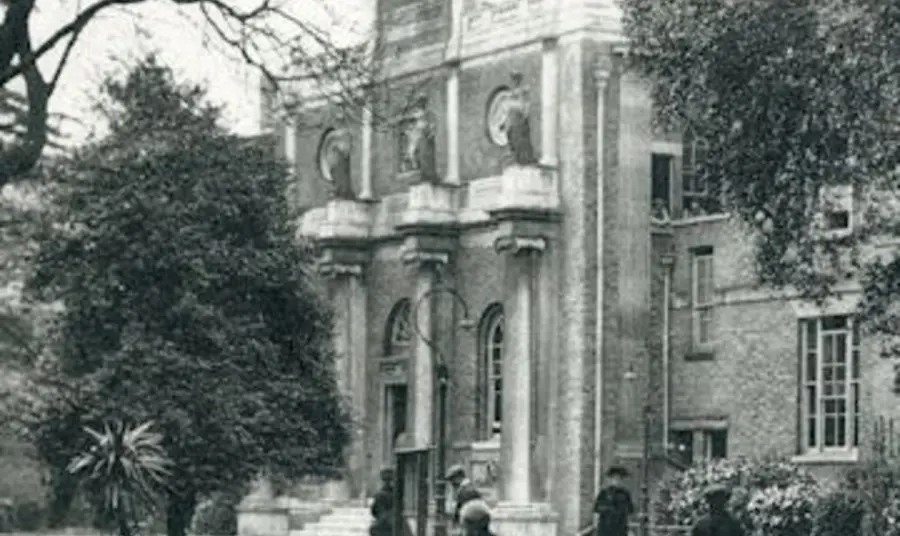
[485,86,514,147]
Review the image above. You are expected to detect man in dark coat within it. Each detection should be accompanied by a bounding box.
[691,485,745,536]
[370,467,396,536]
[593,466,634,536]
[447,464,482,527]
[460,499,495,536]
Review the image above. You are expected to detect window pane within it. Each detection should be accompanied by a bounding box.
[709,430,727,459]
[806,320,817,351]
[852,349,860,379]
[807,418,817,448]
[837,416,847,446]
[823,336,834,363]
[807,386,816,413]
[825,416,837,446]
[836,335,847,365]
[806,352,817,381]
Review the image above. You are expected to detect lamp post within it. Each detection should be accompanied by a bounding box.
[411,284,474,536]
[624,366,652,536]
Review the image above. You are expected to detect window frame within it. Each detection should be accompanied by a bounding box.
[817,184,854,238]
[691,247,715,349]
[477,304,505,440]
[799,315,860,454]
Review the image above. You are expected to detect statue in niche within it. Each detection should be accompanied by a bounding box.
[505,72,538,166]
[399,95,439,184]
[321,129,355,200]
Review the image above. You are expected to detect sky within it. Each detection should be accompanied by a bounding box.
[16,0,371,146]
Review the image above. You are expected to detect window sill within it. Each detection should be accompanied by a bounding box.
[791,449,859,465]
[685,349,715,362]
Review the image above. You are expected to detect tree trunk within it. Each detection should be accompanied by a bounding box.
[116,506,132,536]
[166,493,197,536]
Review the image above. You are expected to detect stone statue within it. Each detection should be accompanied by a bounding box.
[325,131,355,200]
[400,96,438,183]
[505,72,538,166]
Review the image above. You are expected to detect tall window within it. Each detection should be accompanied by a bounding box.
[478,304,504,439]
[651,153,673,221]
[800,316,860,453]
[385,299,413,356]
[691,246,715,348]
[681,133,721,216]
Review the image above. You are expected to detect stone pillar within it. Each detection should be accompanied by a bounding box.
[445,65,461,185]
[492,235,558,536]
[321,262,369,503]
[614,69,654,450]
[360,105,374,199]
[401,252,447,448]
[540,39,559,168]
[592,55,613,496]
[284,119,296,174]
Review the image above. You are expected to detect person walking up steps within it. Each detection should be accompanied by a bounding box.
[593,466,634,536]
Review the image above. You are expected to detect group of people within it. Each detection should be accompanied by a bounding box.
[369,464,490,536]
[593,466,744,536]
[370,464,744,536]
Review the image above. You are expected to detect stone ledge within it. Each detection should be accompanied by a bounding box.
[491,502,558,522]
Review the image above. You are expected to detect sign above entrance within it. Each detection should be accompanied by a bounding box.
[463,0,541,33]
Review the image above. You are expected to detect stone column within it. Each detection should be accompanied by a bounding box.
[284,119,296,174]
[445,65,461,185]
[592,55,613,496]
[360,105,374,199]
[322,262,369,503]
[492,236,558,536]
[539,39,559,168]
[402,252,447,448]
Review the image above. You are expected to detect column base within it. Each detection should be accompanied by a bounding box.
[490,502,558,536]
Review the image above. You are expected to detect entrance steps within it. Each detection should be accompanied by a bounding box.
[289,506,372,536]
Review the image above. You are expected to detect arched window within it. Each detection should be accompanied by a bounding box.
[477,304,504,439]
[385,299,413,356]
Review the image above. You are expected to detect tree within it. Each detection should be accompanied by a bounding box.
[622,0,900,342]
[23,54,353,536]
[0,0,374,182]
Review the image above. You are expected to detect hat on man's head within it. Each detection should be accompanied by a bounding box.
[445,464,466,480]
[606,465,629,478]
[460,499,491,525]
[704,484,731,501]
[380,466,395,480]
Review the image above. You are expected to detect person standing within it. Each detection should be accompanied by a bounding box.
[593,466,634,536]
[370,467,396,536]
[459,500,495,536]
[691,485,745,536]
[446,464,482,527]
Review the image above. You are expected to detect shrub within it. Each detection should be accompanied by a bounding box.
[747,482,820,536]
[191,493,240,536]
[654,458,819,532]
[812,489,866,536]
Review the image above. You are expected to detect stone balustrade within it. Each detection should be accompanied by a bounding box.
[492,165,561,215]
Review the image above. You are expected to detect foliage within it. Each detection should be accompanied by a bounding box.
[747,482,820,536]
[811,489,866,536]
[21,55,353,536]
[842,458,900,536]
[0,0,378,182]
[191,492,241,536]
[621,0,900,339]
[67,421,172,536]
[653,458,819,531]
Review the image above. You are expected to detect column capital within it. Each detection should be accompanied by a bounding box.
[401,248,450,267]
[494,235,547,255]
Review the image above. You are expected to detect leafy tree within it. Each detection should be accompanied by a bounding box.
[622,0,900,341]
[23,54,352,536]
[0,0,376,182]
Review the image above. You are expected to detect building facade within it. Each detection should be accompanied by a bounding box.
[265,0,900,535]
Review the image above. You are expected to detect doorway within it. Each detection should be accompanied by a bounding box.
[384,384,408,461]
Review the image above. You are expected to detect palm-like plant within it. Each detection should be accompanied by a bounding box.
[68,420,172,536]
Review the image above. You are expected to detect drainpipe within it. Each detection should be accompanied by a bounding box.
[661,254,675,451]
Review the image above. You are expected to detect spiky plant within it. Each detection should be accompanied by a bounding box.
[68,420,171,536]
